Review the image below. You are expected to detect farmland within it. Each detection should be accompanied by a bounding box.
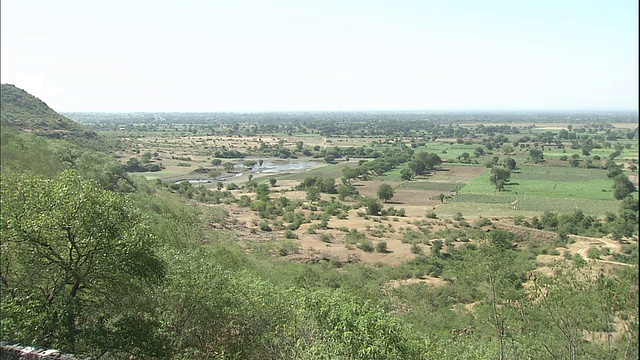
[8,105,636,358]
[66,112,639,256]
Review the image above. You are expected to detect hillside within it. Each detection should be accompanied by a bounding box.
[0,83,96,141]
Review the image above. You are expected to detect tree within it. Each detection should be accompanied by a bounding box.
[613,173,636,200]
[337,184,355,200]
[489,166,511,192]
[211,158,222,166]
[243,160,257,169]
[400,167,413,181]
[324,154,336,163]
[269,178,277,187]
[124,157,145,172]
[141,152,152,164]
[431,239,443,257]
[501,144,514,154]
[363,198,382,215]
[1,170,166,355]
[504,156,517,171]
[377,183,395,203]
[341,167,358,184]
[223,162,235,172]
[529,149,544,163]
[474,146,485,158]
[306,187,320,202]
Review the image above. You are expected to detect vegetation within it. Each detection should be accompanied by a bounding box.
[1,85,638,359]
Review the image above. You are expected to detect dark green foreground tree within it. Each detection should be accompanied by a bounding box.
[1,170,166,356]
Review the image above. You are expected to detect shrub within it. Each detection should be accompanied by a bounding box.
[411,243,423,254]
[376,241,388,253]
[357,238,374,252]
[320,233,334,243]
[474,217,493,228]
[587,246,601,260]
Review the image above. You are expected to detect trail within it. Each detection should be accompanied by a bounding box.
[568,234,635,267]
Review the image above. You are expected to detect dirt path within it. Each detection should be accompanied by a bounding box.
[567,234,634,267]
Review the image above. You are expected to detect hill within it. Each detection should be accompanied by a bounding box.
[1,83,97,141]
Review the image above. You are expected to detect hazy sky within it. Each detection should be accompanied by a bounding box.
[1,0,638,112]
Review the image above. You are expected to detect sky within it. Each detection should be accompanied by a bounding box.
[1,0,638,112]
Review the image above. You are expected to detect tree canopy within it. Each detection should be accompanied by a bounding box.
[377,183,395,202]
[1,170,165,354]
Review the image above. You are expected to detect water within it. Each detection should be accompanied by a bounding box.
[255,160,322,173]
[175,159,322,184]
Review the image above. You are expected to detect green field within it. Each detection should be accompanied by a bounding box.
[277,161,353,181]
[441,165,621,216]
[398,181,466,192]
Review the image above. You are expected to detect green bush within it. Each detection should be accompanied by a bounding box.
[376,241,389,253]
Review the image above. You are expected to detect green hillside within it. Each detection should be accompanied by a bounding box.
[1,83,96,141]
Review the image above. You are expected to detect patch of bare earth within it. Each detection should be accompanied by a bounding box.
[386,276,448,288]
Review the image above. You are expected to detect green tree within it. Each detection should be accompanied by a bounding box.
[377,183,395,203]
[141,152,152,164]
[211,158,222,166]
[489,166,511,192]
[400,167,413,181]
[431,239,443,257]
[1,170,166,356]
[613,173,636,200]
[269,178,277,187]
[337,184,355,201]
[341,167,359,185]
[504,156,517,171]
[223,162,235,172]
[306,187,320,202]
[363,198,382,215]
[243,160,258,169]
[529,148,544,163]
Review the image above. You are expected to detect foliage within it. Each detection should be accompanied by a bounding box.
[613,173,637,200]
[489,166,511,192]
[362,197,383,215]
[377,183,395,202]
[1,170,166,356]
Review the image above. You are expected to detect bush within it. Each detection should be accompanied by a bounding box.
[277,239,300,256]
[411,243,423,254]
[357,238,374,252]
[426,212,438,219]
[260,221,272,232]
[474,217,493,228]
[320,233,334,243]
[376,241,388,253]
[587,246,600,260]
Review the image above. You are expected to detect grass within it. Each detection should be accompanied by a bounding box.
[459,166,616,201]
[438,198,619,217]
[277,162,353,181]
[440,165,622,216]
[399,181,466,192]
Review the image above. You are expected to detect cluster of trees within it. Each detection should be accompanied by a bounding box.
[0,151,419,359]
[123,156,164,172]
[527,196,638,242]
